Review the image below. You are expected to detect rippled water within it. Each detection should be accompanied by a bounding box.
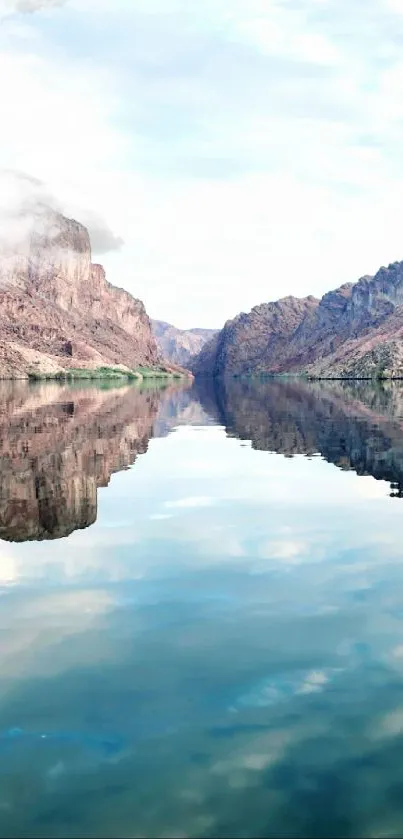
[2,377,403,836]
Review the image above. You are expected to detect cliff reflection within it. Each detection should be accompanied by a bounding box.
[0,381,186,542]
[196,377,403,498]
[3,376,403,544]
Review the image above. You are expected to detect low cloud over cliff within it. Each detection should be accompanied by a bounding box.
[0,169,124,255]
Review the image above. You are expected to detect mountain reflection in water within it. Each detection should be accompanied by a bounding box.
[3,379,403,837]
[198,377,403,497]
[1,377,403,543]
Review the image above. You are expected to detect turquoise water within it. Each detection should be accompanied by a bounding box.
[2,378,403,836]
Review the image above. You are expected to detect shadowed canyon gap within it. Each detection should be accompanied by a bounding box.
[151,320,218,368]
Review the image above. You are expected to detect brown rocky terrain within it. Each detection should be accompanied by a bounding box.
[191,261,403,379]
[0,379,188,542]
[0,208,188,379]
[151,319,218,367]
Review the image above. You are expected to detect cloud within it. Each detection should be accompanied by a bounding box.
[2,0,66,13]
[0,588,114,680]
[385,0,403,12]
[0,168,60,249]
[296,669,330,695]
[78,209,124,255]
[164,495,217,509]
[236,667,341,709]
[257,539,310,564]
[4,0,403,325]
[0,169,124,255]
[376,707,403,739]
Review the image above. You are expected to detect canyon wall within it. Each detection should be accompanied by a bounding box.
[191,262,403,379]
[0,209,180,378]
[152,319,217,368]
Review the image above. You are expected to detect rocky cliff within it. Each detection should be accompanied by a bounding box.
[0,209,184,379]
[191,261,403,379]
[151,319,218,367]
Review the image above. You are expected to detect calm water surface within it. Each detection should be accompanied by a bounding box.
[2,378,403,836]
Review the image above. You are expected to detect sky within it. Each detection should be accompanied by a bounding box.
[2,1,403,327]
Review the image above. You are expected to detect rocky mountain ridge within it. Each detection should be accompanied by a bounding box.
[151,319,218,367]
[191,261,403,379]
[0,208,187,379]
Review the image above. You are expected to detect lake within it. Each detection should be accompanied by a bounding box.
[2,377,403,837]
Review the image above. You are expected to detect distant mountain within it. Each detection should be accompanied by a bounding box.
[191,262,403,379]
[0,207,187,380]
[152,319,218,367]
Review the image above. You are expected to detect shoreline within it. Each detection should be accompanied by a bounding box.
[0,366,193,383]
[193,372,403,382]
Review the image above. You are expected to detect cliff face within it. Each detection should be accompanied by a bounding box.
[191,295,319,376]
[151,319,218,367]
[0,209,177,378]
[191,262,403,379]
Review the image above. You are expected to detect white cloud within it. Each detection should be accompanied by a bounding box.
[0,168,58,248]
[0,552,17,585]
[376,707,403,738]
[223,0,341,66]
[236,667,341,709]
[0,169,124,255]
[296,669,329,694]
[0,589,114,679]
[2,0,66,12]
[257,539,311,564]
[384,0,403,12]
[3,0,403,325]
[164,495,217,509]
[149,512,174,521]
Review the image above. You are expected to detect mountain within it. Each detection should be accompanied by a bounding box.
[0,208,187,380]
[151,319,218,368]
[191,261,403,379]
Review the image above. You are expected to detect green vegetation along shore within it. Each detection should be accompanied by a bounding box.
[27,365,188,382]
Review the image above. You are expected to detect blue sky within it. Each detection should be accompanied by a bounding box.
[2,0,403,327]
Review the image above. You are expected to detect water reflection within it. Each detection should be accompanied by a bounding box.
[196,377,403,497]
[0,381,187,542]
[3,379,403,836]
[3,377,403,545]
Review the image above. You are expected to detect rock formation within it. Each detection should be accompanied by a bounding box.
[151,319,218,367]
[191,261,403,379]
[0,208,185,379]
